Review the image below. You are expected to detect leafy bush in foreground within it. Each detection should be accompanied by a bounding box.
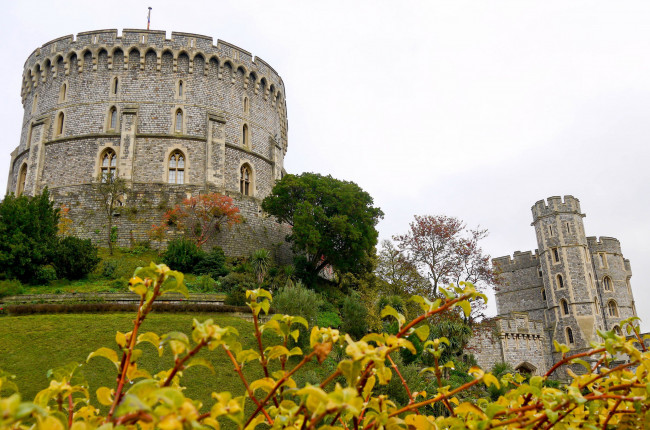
[1,263,650,429]
[162,238,204,273]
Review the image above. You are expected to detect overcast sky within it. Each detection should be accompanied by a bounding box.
[1,1,648,328]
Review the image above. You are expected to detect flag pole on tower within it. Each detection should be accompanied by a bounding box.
[147,7,152,30]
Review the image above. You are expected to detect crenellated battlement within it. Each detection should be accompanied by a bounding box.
[587,236,622,255]
[493,250,540,272]
[531,195,584,222]
[20,29,285,106]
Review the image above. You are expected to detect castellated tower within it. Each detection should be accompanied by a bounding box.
[8,29,291,260]
[531,196,601,358]
[470,196,636,378]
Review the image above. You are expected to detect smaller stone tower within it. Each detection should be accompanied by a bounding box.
[587,236,635,332]
[532,196,600,360]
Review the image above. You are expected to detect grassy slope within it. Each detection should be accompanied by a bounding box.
[0,313,314,408]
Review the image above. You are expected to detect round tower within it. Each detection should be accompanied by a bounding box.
[531,196,601,356]
[8,29,291,260]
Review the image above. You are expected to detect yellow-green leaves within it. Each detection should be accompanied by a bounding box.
[380,305,406,328]
[87,347,119,369]
[96,387,114,406]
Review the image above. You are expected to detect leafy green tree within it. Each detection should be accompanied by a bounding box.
[262,173,384,280]
[0,188,60,283]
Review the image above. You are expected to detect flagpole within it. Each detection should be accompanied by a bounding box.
[147,7,152,30]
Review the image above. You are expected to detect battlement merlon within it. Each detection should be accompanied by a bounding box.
[493,250,540,272]
[531,195,585,224]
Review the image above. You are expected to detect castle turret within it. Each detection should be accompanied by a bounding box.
[532,196,601,356]
[587,236,635,332]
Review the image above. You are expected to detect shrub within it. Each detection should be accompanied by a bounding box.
[53,236,100,280]
[341,292,369,339]
[224,287,247,306]
[219,272,256,293]
[101,260,118,278]
[272,282,323,326]
[32,265,58,285]
[186,275,220,293]
[316,310,342,328]
[162,238,205,273]
[194,246,228,278]
[0,279,23,298]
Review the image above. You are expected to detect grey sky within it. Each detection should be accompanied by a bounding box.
[1,1,648,328]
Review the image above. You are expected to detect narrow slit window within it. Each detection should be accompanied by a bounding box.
[56,112,65,136]
[59,83,67,102]
[566,328,574,344]
[557,274,564,289]
[242,124,249,148]
[113,77,119,95]
[244,97,249,113]
[548,225,553,236]
[240,165,251,195]
[542,289,546,301]
[175,109,183,132]
[178,80,183,97]
[552,248,560,263]
[561,299,569,315]
[109,107,117,130]
[17,164,27,196]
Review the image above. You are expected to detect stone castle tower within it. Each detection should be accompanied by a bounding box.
[470,196,635,376]
[8,29,292,260]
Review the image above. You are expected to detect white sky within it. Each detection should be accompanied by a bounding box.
[1,1,648,328]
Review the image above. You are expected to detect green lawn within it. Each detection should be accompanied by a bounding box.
[0,312,324,409]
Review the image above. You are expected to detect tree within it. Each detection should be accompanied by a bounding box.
[95,173,130,255]
[376,239,429,296]
[393,215,494,301]
[262,173,384,279]
[151,193,242,247]
[0,188,60,283]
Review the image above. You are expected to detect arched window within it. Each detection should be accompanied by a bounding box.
[168,150,185,184]
[56,112,65,136]
[100,148,117,182]
[603,276,613,291]
[566,327,574,344]
[242,124,249,148]
[243,96,249,113]
[556,274,564,289]
[607,301,619,317]
[561,299,569,315]
[175,109,183,133]
[240,164,251,195]
[112,77,119,95]
[17,164,27,196]
[178,80,183,97]
[109,107,117,130]
[59,83,67,102]
[552,248,560,263]
[541,289,546,301]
